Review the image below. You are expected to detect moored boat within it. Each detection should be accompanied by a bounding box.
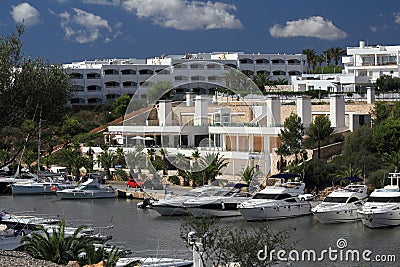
[358,172,400,228]
[238,179,311,221]
[312,183,368,224]
[151,186,225,216]
[183,185,251,218]
[56,178,115,199]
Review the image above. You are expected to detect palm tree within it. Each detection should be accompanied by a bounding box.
[252,72,271,92]
[22,220,102,265]
[239,166,260,184]
[199,152,228,182]
[334,164,363,181]
[329,46,346,66]
[159,148,168,175]
[98,150,116,180]
[323,50,332,65]
[173,152,189,170]
[147,148,156,162]
[302,48,317,71]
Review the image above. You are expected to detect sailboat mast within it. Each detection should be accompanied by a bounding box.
[37,110,42,178]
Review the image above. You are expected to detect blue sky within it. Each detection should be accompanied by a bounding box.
[1,0,400,64]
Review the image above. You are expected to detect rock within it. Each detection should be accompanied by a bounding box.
[83,261,106,267]
[67,261,80,267]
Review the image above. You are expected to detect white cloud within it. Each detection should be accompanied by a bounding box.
[394,13,400,24]
[10,3,40,27]
[121,0,243,30]
[59,8,112,44]
[269,16,348,41]
[370,26,378,32]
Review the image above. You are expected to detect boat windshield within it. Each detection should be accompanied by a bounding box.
[323,197,348,203]
[367,196,400,203]
[252,193,292,200]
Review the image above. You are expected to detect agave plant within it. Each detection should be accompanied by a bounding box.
[21,220,103,265]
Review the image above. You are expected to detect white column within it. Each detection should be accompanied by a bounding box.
[367,87,375,104]
[330,94,345,128]
[296,95,312,128]
[266,96,281,127]
[158,100,172,126]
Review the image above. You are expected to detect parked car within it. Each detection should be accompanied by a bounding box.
[127,178,144,188]
[298,193,314,201]
[143,179,163,190]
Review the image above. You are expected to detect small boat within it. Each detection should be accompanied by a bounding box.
[11,174,76,195]
[183,185,252,218]
[358,172,400,228]
[151,186,223,216]
[116,257,192,267]
[312,184,368,224]
[56,178,115,199]
[0,224,27,251]
[0,210,59,231]
[238,179,311,221]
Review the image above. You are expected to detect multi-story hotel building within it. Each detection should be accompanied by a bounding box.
[64,52,307,107]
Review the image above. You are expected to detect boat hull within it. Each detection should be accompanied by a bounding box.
[57,190,115,199]
[240,202,311,221]
[359,211,400,228]
[151,205,189,216]
[313,207,361,224]
[186,206,241,218]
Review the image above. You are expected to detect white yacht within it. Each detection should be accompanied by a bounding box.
[312,184,368,223]
[151,186,222,216]
[238,180,311,221]
[56,178,115,199]
[116,257,192,267]
[183,186,252,217]
[358,172,400,228]
[11,175,76,195]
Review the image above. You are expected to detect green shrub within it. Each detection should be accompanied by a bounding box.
[168,175,181,185]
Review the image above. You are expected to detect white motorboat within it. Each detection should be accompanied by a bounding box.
[151,186,223,216]
[56,178,115,199]
[312,184,368,224]
[0,224,26,251]
[358,172,400,228]
[116,257,192,267]
[183,186,252,217]
[11,175,76,195]
[238,180,311,221]
[0,210,59,230]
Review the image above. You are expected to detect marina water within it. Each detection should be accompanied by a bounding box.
[1,195,399,266]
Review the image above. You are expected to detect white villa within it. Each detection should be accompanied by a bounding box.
[292,41,400,93]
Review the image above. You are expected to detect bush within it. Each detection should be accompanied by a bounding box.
[113,169,128,181]
[168,175,181,185]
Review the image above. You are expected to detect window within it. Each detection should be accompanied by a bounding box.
[271,59,285,64]
[139,69,153,75]
[239,58,253,64]
[69,72,83,79]
[86,73,101,79]
[255,58,269,64]
[104,81,119,87]
[121,69,136,75]
[104,69,118,75]
[122,81,137,87]
[287,59,301,65]
[190,63,204,69]
[87,85,102,91]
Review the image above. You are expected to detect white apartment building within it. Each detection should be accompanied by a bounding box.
[64,52,307,107]
[342,41,400,82]
[292,41,400,93]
